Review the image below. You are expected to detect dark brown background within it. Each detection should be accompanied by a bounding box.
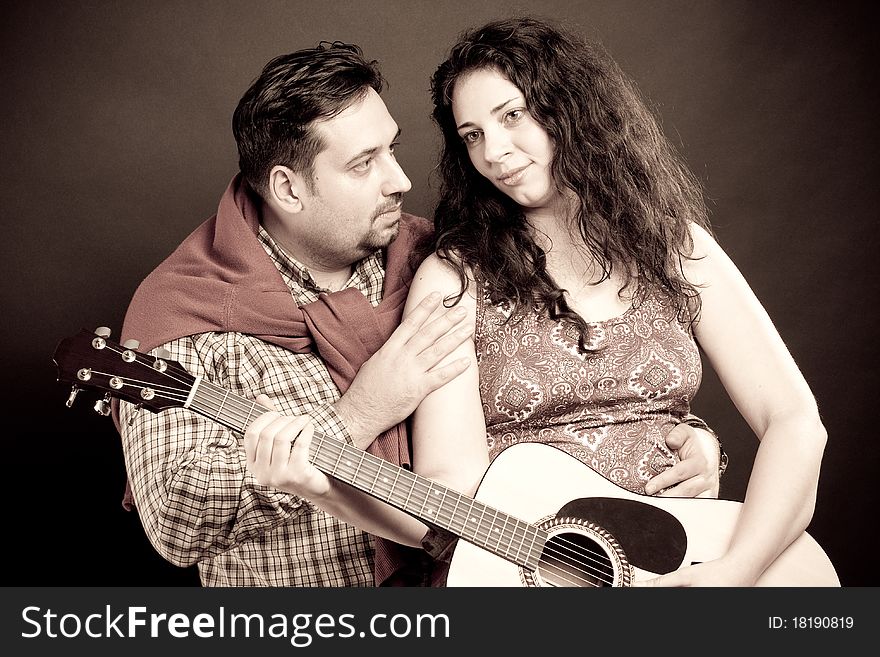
[2,1,876,587]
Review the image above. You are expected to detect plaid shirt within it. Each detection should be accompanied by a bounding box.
[119,227,386,586]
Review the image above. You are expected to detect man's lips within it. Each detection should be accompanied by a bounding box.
[375,203,402,218]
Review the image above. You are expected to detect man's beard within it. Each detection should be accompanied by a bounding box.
[360,193,404,251]
[359,214,401,252]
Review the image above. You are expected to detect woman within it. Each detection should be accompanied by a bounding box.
[403,16,827,586]
[245,18,821,587]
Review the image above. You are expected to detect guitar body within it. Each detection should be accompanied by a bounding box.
[446,442,839,587]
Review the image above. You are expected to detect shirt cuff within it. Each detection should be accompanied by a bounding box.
[420,526,458,562]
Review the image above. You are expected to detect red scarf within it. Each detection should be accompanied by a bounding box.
[115,174,432,586]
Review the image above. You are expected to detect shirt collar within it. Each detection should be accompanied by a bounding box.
[257,225,385,303]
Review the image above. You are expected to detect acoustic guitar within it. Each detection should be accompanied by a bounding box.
[54,328,839,587]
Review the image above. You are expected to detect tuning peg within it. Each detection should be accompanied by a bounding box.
[65,386,80,408]
[153,347,171,372]
[123,339,140,350]
[92,327,112,349]
[127,404,142,427]
[94,393,112,416]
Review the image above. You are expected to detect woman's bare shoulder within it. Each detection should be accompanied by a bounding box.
[411,252,477,306]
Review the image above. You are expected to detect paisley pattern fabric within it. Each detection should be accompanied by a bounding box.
[475,285,702,495]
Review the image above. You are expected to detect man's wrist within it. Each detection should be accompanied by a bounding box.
[311,402,356,447]
[332,395,377,450]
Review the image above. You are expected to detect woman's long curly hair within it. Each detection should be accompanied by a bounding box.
[429,17,711,349]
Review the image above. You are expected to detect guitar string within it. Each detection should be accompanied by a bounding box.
[108,353,619,586]
[101,345,604,573]
[300,437,601,588]
[306,455,602,588]
[189,381,619,587]
[129,382,616,587]
[108,344,608,579]
[91,369,202,399]
[107,366,618,587]
[105,346,611,581]
[109,357,619,587]
[191,388,618,587]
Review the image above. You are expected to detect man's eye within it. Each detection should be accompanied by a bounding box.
[352,159,372,172]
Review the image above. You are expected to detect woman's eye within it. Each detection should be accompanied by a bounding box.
[504,108,524,124]
[462,131,481,144]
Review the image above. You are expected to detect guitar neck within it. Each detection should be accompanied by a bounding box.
[190,378,545,569]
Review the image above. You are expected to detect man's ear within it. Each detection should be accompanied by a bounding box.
[266,165,308,213]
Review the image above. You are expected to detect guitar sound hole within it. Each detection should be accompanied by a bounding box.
[524,517,631,588]
[538,531,614,587]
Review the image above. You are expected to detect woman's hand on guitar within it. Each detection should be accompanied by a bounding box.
[632,558,758,587]
[244,394,331,498]
[644,423,721,498]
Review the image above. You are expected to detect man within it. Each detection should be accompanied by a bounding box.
[117,41,723,587]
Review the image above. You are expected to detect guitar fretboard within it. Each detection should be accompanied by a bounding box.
[191,379,547,569]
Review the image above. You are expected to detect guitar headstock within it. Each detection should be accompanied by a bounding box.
[53,328,195,415]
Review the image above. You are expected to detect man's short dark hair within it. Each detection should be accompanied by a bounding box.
[232,41,384,196]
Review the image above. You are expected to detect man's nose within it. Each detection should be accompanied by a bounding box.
[382,157,412,196]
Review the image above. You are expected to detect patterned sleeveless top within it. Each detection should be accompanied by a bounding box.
[475,285,702,495]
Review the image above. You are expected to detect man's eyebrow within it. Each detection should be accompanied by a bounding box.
[344,128,402,166]
[456,96,521,130]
